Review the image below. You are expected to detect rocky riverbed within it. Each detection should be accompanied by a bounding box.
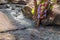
[0,4,60,40]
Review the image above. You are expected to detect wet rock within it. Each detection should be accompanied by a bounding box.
[9,28,41,40]
[22,6,33,19]
[22,0,40,19]
[8,28,60,40]
[21,0,34,19]
[22,0,34,17]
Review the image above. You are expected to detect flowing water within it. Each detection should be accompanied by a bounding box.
[0,4,60,40]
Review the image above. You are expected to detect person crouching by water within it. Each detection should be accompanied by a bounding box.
[36,0,50,27]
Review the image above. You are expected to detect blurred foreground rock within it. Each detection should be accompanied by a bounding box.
[0,33,15,40]
[0,11,17,32]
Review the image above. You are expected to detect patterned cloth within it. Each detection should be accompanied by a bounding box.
[37,2,48,19]
[31,1,40,15]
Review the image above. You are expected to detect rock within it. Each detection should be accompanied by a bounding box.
[21,0,34,19]
[0,33,15,40]
[52,4,60,25]
[52,4,60,14]
[9,28,41,40]
[8,0,21,3]
[22,0,40,19]
[0,0,7,3]
[0,11,17,32]
[8,0,28,5]
[22,6,33,19]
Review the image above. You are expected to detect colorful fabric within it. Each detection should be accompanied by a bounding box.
[31,8,35,15]
[31,1,40,15]
[37,2,48,19]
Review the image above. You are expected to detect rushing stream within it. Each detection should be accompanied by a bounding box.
[0,4,60,40]
[0,4,35,29]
